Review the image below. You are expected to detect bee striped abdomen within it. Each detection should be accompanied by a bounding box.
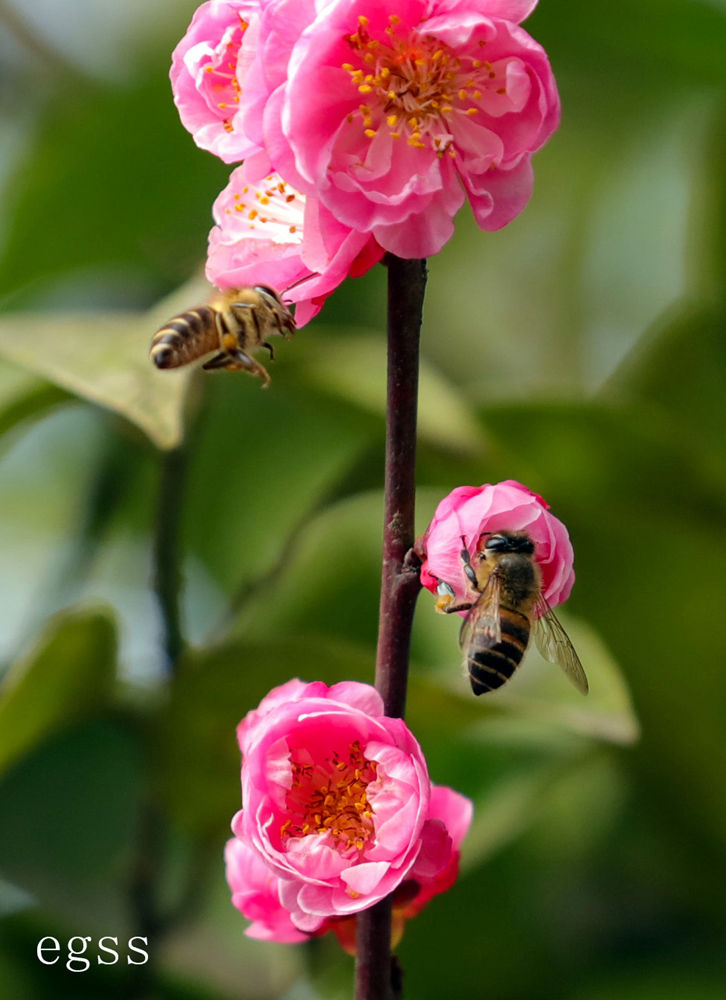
[150,307,219,369]
[468,607,530,695]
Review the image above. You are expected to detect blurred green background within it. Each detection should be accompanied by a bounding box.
[0,0,725,997]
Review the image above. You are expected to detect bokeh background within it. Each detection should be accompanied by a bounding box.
[0,0,725,997]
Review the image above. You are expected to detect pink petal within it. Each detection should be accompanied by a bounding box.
[341,861,391,896]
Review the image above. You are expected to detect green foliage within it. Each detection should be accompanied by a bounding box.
[0,608,117,777]
[0,2,725,999]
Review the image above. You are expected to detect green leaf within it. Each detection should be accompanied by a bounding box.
[0,361,69,448]
[292,329,488,456]
[0,607,117,776]
[603,299,726,481]
[0,72,229,298]
[0,717,143,925]
[0,279,211,450]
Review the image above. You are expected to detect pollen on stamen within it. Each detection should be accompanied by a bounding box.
[364,128,376,138]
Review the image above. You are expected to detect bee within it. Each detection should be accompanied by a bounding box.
[149,285,295,386]
[436,530,588,697]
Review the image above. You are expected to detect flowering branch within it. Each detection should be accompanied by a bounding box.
[355,255,427,1000]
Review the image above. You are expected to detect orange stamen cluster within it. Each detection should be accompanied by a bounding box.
[225,174,302,233]
[343,13,498,156]
[282,740,378,854]
[203,15,249,133]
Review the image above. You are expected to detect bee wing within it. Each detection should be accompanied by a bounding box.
[533,596,589,695]
[459,572,502,651]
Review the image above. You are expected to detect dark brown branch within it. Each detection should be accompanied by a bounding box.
[354,255,426,1000]
[152,443,188,674]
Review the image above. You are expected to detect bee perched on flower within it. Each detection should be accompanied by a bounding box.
[418,480,588,696]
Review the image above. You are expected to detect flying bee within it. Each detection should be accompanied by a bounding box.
[435,530,589,697]
[149,285,295,386]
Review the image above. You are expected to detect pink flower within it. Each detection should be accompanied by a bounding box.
[323,783,472,953]
[262,0,560,257]
[224,784,472,947]
[170,0,265,163]
[231,679,463,933]
[225,837,310,942]
[206,160,383,326]
[419,479,575,613]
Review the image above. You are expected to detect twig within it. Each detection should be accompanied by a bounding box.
[354,255,426,1000]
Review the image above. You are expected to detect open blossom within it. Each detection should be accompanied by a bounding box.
[229,679,471,936]
[262,0,560,257]
[206,160,383,326]
[225,781,471,946]
[173,0,560,263]
[170,0,265,163]
[419,479,575,614]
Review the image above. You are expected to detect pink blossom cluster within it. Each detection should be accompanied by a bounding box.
[172,0,560,322]
[225,679,472,944]
[418,479,575,613]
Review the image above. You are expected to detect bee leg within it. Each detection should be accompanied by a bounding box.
[262,340,275,360]
[435,581,473,614]
[202,352,231,370]
[439,600,474,614]
[228,349,272,387]
[458,542,480,590]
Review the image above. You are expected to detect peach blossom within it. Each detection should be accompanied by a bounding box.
[206,161,383,326]
[232,679,461,933]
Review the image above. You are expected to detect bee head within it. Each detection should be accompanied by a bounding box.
[481,532,535,556]
[253,285,283,307]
